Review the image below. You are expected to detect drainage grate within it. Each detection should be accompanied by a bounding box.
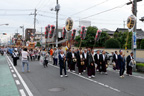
[48,87,65,92]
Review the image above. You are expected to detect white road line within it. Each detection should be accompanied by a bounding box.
[6,55,33,96]
[19,89,26,96]
[15,80,20,85]
[48,64,121,93]
[11,70,14,73]
[108,68,144,80]
[13,74,17,78]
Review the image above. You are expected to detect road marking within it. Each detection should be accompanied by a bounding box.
[10,67,12,69]
[108,67,144,80]
[19,89,26,96]
[13,74,17,78]
[48,63,121,92]
[6,55,33,96]
[15,80,20,85]
[11,70,14,72]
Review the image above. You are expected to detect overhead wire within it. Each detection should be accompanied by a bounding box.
[70,0,109,16]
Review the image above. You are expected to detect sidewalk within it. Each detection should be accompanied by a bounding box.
[0,55,19,96]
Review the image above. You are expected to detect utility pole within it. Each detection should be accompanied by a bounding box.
[41,27,42,46]
[123,21,125,28]
[55,0,60,48]
[127,0,142,71]
[34,9,37,41]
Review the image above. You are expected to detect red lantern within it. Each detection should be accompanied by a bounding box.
[62,27,67,39]
[71,29,76,40]
[80,26,86,40]
[95,30,102,41]
[45,25,50,38]
[49,25,55,38]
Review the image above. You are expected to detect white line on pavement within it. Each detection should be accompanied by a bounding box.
[15,80,20,85]
[19,89,26,96]
[13,74,17,78]
[6,55,33,96]
[108,68,144,80]
[48,63,121,93]
[11,70,14,72]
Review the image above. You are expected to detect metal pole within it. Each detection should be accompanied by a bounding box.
[34,9,37,41]
[55,0,58,48]
[132,0,137,71]
[41,27,42,46]
[23,26,24,40]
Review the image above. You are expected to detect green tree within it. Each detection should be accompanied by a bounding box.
[74,26,110,47]
[114,31,132,49]
[140,39,144,49]
[105,38,120,48]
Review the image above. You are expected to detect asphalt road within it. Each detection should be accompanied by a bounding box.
[8,56,144,96]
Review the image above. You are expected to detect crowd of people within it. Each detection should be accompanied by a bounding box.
[1,46,136,78]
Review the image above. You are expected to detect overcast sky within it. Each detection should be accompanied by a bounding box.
[0,0,144,42]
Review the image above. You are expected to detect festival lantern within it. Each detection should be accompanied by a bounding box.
[71,29,76,40]
[49,25,55,38]
[95,30,102,41]
[66,17,73,31]
[127,15,136,31]
[45,25,50,38]
[62,27,67,39]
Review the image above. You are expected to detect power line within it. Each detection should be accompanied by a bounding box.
[0,9,33,11]
[0,14,30,16]
[71,0,109,16]
[80,4,126,20]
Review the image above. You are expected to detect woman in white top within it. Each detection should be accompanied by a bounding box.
[21,48,30,73]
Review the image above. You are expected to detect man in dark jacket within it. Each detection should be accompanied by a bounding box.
[94,50,101,72]
[59,50,68,77]
[113,51,119,70]
[66,49,72,71]
[126,52,134,75]
[118,50,125,78]
[100,50,108,75]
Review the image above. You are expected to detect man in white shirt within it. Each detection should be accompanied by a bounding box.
[113,51,119,70]
[21,48,30,73]
[100,50,108,75]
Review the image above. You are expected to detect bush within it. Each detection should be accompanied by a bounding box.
[136,63,144,67]
[140,39,144,49]
[105,38,120,48]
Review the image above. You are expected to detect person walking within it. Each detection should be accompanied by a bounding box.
[21,48,30,73]
[12,49,19,66]
[87,49,95,78]
[113,51,119,70]
[66,49,72,71]
[118,50,125,78]
[94,50,101,72]
[53,48,58,66]
[59,50,68,77]
[126,52,134,76]
[100,50,108,75]
[77,51,84,75]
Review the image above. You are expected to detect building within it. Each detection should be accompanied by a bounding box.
[101,28,115,38]
[115,28,144,39]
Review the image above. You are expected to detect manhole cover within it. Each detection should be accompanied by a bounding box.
[48,87,65,92]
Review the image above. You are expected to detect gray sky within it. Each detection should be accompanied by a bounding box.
[0,0,144,42]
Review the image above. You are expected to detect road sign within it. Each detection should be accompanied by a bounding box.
[133,32,137,49]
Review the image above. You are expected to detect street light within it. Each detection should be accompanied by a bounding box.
[20,25,24,40]
[0,23,9,26]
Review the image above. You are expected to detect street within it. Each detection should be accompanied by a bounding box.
[6,55,144,96]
